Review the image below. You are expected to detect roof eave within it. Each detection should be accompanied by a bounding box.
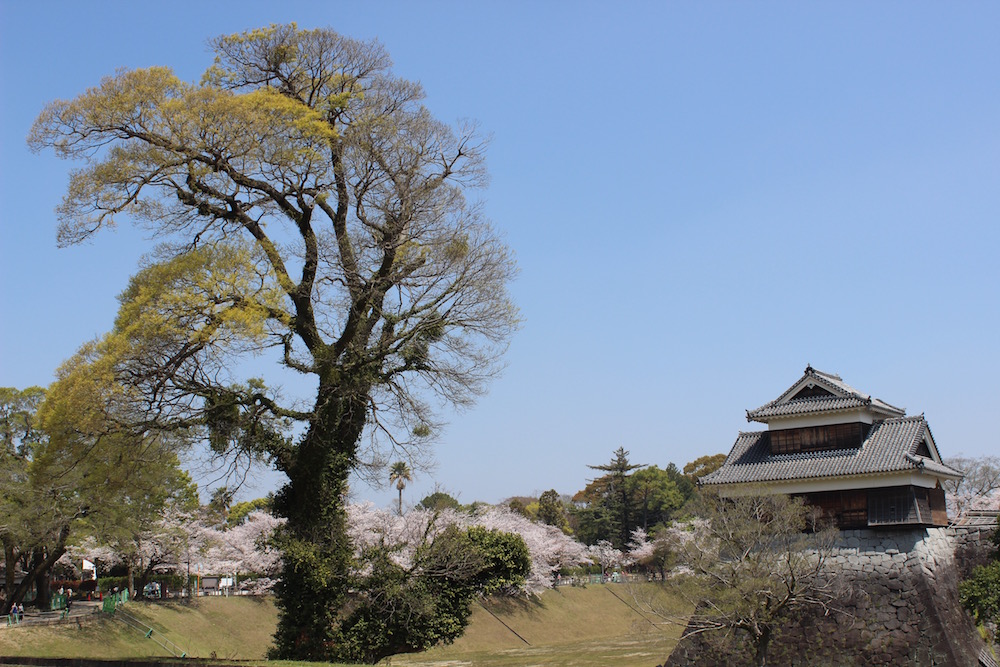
[703,463,961,488]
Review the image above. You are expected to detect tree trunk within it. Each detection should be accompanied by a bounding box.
[4,524,70,613]
[269,379,369,661]
[35,550,52,611]
[127,562,136,598]
[136,560,155,599]
[754,627,772,667]
[3,540,15,609]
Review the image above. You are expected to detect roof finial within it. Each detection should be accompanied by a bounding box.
[805,363,814,374]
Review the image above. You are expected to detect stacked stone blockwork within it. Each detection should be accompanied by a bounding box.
[664,525,992,666]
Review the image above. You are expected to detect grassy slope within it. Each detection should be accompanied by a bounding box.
[392,584,690,667]
[0,597,277,661]
[0,584,690,667]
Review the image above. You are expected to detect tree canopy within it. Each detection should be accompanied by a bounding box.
[1,376,193,614]
[572,449,686,548]
[682,453,727,482]
[30,23,518,660]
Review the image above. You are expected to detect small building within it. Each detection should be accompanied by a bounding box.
[700,366,963,529]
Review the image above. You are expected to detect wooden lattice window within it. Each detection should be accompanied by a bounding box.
[770,422,867,455]
[868,487,929,526]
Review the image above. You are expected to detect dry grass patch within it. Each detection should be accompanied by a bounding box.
[0,597,277,661]
[393,583,690,667]
[0,584,690,667]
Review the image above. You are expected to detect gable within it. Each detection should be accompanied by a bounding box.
[914,440,931,458]
[747,366,906,423]
[790,385,836,400]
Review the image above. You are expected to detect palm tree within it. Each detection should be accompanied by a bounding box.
[389,461,413,515]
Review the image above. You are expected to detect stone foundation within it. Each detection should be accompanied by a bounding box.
[664,526,991,666]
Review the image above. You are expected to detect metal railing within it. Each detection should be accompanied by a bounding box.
[107,607,188,658]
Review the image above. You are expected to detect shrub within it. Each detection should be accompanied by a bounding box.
[959,561,1000,644]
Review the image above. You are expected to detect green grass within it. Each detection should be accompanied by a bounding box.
[392,583,690,667]
[0,584,691,667]
[0,597,278,661]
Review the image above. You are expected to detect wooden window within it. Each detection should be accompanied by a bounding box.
[800,490,867,529]
[770,423,867,455]
[929,487,948,526]
[868,487,922,525]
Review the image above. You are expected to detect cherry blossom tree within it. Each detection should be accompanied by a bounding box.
[198,511,283,578]
[67,507,284,597]
[67,508,201,596]
[944,455,1000,519]
[627,527,655,567]
[346,502,589,594]
[587,540,626,576]
[466,505,590,592]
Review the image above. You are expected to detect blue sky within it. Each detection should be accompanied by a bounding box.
[1,1,998,508]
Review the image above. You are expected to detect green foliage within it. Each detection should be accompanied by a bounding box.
[507,497,530,517]
[537,489,570,532]
[227,496,273,527]
[1,366,197,614]
[1,386,46,538]
[571,451,686,546]
[268,529,346,660]
[959,561,1000,630]
[573,447,644,548]
[0,386,46,458]
[333,525,530,664]
[959,515,1000,645]
[31,20,519,661]
[201,382,292,464]
[665,462,696,504]
[464,526,531,595]
[630,466,685,533]
[683,453,727,481]
[417,491,463,512]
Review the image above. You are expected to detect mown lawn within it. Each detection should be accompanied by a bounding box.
[0,584,691,667]
[0,597,277,661]
[393,584,690,667]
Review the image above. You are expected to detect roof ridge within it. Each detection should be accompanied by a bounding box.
[761,366,864,412]
[878,414,925,424]
[807,366,843,382]
[872,397,906,414]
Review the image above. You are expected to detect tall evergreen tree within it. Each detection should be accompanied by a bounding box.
[574,448,644,548]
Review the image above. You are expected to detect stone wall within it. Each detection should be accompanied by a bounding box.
[664,526,991,666]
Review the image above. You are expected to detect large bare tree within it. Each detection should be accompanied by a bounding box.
[636,493,839,667]
[30,24,518,659]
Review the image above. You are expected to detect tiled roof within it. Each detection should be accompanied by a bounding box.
[952,510,1000,528]
[749,396,873,419]
[747,366,905,422]
[701,416,964,486]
